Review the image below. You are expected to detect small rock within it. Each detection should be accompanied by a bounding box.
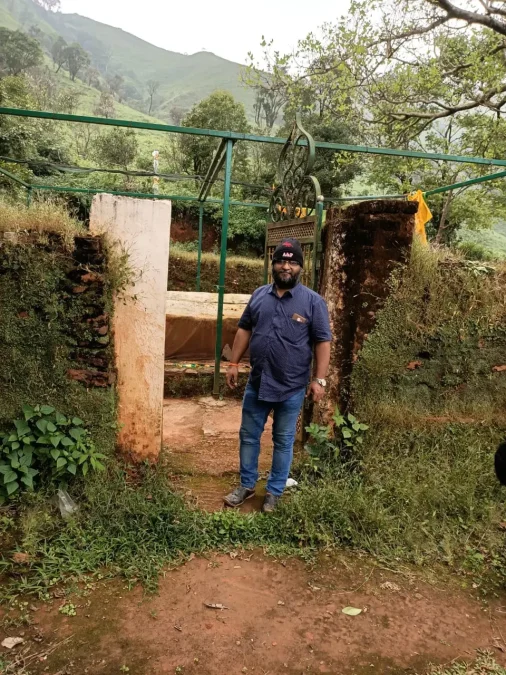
[380,581,400,592]
[72,286,87,294]
[12,552,30,564]
[415,593,423,600]
[277,600,285,606]
[2,637,24,649]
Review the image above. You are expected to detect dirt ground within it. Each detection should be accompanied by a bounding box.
[2,552,506,675]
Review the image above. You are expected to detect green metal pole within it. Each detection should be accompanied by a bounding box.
[196,204,204,292]
[312,197,324,291]
[26,187,32,207]
[423,169,506,197]
[213,139,234,397]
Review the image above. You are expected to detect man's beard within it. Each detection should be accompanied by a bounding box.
[272,267,301,289]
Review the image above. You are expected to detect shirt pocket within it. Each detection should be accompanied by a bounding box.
[284,315,310,344]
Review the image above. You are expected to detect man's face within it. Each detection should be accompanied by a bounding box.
[272,258,302,289]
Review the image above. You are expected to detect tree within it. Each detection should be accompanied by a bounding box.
[108,73,124,101]
[93,128,138,170]
[253,87,285,133]
[0,28,43,76]
[94,92,116,119]
[63,43,90,82]
[84,67,101,89]
[146,80,160,115]
[168,105,186,125]
[342,0,506,134]
[51,36,67,73]
[179,91,251,178]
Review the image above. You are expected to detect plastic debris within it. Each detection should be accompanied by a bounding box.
[285,478,298,488]
[57,489,78,520]
[2,637,24,649]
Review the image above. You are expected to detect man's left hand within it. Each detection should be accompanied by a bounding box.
[308,381,325,403]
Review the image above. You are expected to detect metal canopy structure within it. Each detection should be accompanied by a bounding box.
[1,105,506,395]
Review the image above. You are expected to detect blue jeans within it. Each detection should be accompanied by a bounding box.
[239,383,306,497]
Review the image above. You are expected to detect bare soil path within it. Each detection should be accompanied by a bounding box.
[2,552,506,675]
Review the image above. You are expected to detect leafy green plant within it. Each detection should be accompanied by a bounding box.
[0,405,106,504]
[304,408,368,473]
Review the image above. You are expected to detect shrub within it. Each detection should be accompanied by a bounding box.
[0,404,106,504]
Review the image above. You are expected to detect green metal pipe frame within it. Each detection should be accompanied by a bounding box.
[213,139,234,397]
[3,106,506,397]
[0,165,30,188]
[3,106,506,167]
[196,205,204,292]
[423,169,506,197]
[28,183,268,208]
[198,139,229,201]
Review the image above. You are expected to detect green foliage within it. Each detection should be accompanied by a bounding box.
[92,128,138,169]
[179,91,250,177]
[457,241,495,262]
[0,27,42,76]
[304,409,368,474]
[0,405,106,504]
[352,244,506,424]
[62,42,90,82]
[51,35,67,72]
[0,237,117,462]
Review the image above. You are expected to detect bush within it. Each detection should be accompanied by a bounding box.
[457,241,495,261]
[0,405,106,504]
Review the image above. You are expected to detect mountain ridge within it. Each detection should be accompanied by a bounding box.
[0,0,256,121]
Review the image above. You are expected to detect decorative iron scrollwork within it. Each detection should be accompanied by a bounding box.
[269,114,322,222]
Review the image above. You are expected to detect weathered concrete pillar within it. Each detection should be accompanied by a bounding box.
[318,200,417,422]
[90,195,171,460]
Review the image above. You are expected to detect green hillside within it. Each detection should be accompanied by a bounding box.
[458,220,506,259]
[0,0,256,121]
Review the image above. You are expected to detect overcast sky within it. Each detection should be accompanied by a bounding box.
[58,0,351,64]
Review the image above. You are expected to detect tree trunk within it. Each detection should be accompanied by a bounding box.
[434,191,454,244]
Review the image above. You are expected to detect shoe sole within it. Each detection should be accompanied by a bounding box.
[223,491,255,508]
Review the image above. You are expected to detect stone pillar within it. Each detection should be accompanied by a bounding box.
[318,200,417,421]
[90,195,171,460]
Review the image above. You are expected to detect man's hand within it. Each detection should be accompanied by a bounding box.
[308,381,325,403]
[226,365,239,390]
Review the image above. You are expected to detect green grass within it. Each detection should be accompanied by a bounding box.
[1,420,504,598]
[428,652,506,674]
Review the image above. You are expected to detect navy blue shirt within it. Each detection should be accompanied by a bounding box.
[238,282,332,402]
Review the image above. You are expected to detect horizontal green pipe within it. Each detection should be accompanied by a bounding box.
[3,107,506,167]
[0,165,30,188]
[31,183,268,208]
[329,194,405,202]
[423,169,506,197]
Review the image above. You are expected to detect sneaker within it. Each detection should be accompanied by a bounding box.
[261,493,280,513]
[223,486,255,508]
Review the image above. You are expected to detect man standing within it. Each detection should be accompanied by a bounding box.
[224,238,332,513]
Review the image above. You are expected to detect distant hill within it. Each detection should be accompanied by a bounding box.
[458,220,506,259]
[0,0,256,122]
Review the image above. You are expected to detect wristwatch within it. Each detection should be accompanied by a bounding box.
[313,378,327,387]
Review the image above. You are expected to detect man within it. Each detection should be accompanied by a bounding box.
[223,237,332,513]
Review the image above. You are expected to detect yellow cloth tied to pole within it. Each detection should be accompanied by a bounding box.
[407,190,432,245]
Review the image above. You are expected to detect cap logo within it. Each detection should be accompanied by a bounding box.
[282,252,293,258]
[283,241,293,247]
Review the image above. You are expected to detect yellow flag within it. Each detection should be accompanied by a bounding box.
[407,190,432,245]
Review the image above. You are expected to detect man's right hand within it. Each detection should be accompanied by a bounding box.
[226,365,239,389]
